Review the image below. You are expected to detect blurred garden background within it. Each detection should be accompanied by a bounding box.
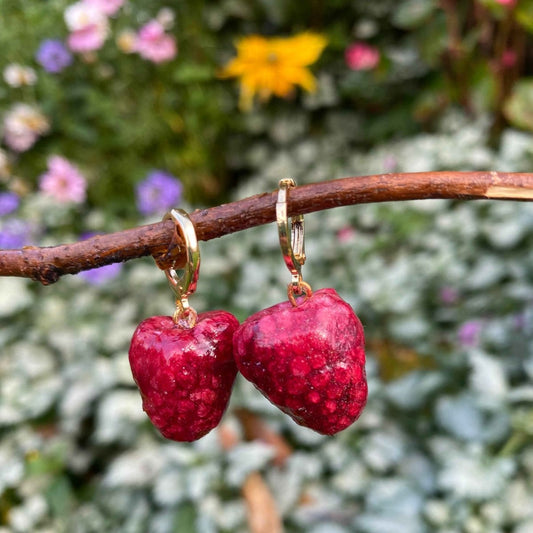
[2,0,533,531]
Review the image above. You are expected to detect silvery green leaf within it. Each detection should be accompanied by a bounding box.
[468,350,508,405]
[354,513,425,533]
[365,478,423,516]
[482,217,526,249]
[524,356,533,380]
[522,447,533,476]
[153,470,186,506]
[514,520,533,533]
[291,485,345,527]
[160,443,199,466]
[103,447,164,487]
[498,129,533,169]
[266,460,305,513]
[361,430,406,472]
[303,73,339,109]
[269,112,308,145]
[438,448,515,500]
[385,371,444,410]
[480,501,505,527]
[504,480,533,522]
[399,453,436,493]
[60,358,116,434]
[0,373,61,424]
[436,394,484,441]
[508,386,533,403]
[0,443,24,491]
[8,495,48,533]
[331,459,369,496]
[94,390,145,445]
[149,511,177,533]
[198,496,245,531]
[463,256,505,290]
[226,442,275,486]
[389,314,429,341]
[0,277,32,317]
[322,440,353,471]
[309,524,349,533]
[424,499,451,526]
[186,463,221,500]
[195,512,217,533]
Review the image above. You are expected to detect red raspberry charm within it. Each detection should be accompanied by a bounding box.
[233,288,367,435]
[129,311,239,442]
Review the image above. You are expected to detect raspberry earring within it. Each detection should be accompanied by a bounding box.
[128,209,239,442]
[233,179,368,435]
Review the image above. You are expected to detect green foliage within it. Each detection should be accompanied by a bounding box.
[2,0,533,218]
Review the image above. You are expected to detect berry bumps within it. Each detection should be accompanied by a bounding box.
[233,288,367,435]
[129,311,239,441]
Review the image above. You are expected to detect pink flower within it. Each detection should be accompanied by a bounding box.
[82,0,124,16]
[65,1,108,52]
[68,24,108,52]
[495,0,516,6]
[39,156,87,204]
[135,20,177,63]
[501,49,517,68]
[345,42,380,71]
[337,226,356,243]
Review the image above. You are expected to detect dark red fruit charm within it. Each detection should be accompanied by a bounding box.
[129,311,239,442]
[233,288,367,435]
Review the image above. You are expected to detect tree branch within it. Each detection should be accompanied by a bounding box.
[1,171,533,285]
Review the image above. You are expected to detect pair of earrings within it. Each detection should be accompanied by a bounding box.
[128,179,367,442]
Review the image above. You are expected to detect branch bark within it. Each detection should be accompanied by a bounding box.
[1,171,533,285]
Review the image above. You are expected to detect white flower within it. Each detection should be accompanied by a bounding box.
[64,1,108,31]
[3,104,49,152]
[3,64,37,87]
[157,7,175,29]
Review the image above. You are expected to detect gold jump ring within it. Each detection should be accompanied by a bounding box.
[162,209,200,326]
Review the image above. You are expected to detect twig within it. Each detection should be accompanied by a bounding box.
[1,171,533,285]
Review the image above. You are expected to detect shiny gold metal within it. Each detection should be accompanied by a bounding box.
[162,209,200,327]
[277,178,311,306]
[287,280,313,307]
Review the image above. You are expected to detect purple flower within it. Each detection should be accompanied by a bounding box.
[0,219,31,249]
[79,263,122,285]
[36,40,73,73]
[440,286,459,305]
[0,192,19,216]
[136,170,183,216]
[458,320,483,348]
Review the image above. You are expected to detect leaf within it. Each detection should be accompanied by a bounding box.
[46,476,74,517]
[173,63,215,83]
[504,79,533,131]
[515,0,533,33]
[242,473,283,533]
[392,0,438,30]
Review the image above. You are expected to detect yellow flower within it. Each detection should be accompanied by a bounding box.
[219,32,327,111]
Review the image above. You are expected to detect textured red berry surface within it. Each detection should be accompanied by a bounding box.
[128,311,239,442]
[233,288,367,435]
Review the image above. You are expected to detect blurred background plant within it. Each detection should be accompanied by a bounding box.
[2,0,533,532]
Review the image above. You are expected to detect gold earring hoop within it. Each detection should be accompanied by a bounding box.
[276,178,312,306]
[162,209,201,327]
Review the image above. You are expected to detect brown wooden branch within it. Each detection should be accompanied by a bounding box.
[1,171,533,285]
